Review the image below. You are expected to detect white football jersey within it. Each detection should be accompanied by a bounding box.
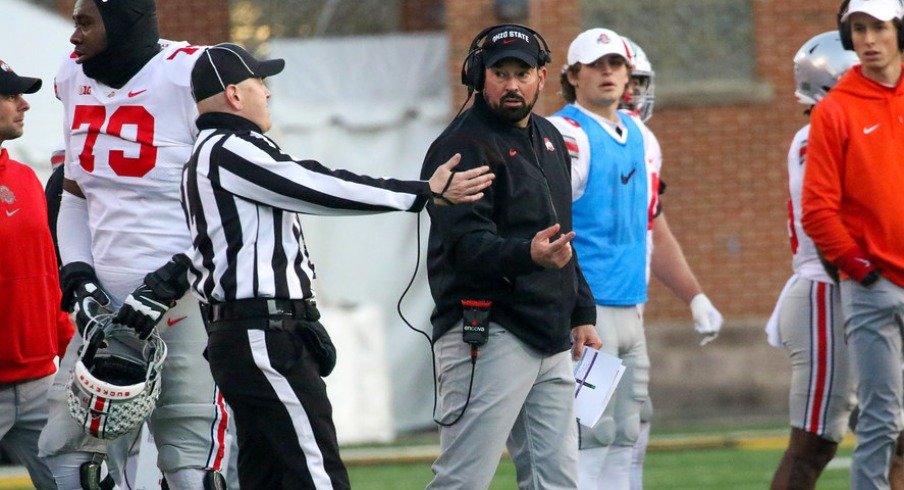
[634,114,662,284]
[787,124,833,284]
[57,40,205,301]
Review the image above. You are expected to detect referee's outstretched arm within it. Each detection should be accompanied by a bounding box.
[193,130,491,215]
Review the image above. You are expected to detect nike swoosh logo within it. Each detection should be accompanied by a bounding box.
[620,168,636,184]
[502,39,515,44]
[5,209,19,217]
[167,315,188,327]
[864,124,880,134]
[128,89,147,98]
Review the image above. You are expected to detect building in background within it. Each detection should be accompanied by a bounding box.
[18,0,844,430]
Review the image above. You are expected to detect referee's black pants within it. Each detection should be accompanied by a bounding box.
[204,315,349,489]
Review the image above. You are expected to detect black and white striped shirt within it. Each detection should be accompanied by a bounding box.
[181,112,430,303]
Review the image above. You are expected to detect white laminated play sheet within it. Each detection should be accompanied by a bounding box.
[573,346,625,427]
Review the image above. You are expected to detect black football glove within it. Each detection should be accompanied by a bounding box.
[61,262,113,334]
[116,284,173,339]
[115,254,190,339]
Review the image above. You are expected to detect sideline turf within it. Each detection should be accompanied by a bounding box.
[347,445,853,489]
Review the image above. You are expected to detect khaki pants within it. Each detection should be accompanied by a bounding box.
[429,322,578,490]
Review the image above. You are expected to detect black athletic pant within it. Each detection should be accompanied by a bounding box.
[204,313,349,489]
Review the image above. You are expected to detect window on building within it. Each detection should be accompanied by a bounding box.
[582,0,771,106]
[229,0,443,54]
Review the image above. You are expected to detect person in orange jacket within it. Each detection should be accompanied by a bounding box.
[802,1,904,488]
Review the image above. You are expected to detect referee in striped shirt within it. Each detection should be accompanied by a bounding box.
[182,43,493,489]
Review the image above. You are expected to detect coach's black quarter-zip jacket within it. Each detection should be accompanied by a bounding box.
[421,95,596,355]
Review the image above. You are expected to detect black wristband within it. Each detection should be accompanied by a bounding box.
[432,171,456,202]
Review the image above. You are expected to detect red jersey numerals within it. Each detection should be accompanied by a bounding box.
[71,104,157,177]
[166,46,202,60]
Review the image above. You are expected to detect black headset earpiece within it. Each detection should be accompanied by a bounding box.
[838,0,904,50]
[838,0,854,50]
[460,23,552,93]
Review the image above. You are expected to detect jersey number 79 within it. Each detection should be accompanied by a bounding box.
[72,104,157,178]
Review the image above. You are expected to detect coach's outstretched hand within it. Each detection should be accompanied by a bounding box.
[690,293,723,346]
[531,224,575,269]
[429,153,494,205]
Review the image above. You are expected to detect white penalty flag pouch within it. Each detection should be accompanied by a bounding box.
[573,346,625,428]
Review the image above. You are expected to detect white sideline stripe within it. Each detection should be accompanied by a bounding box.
[0,466,26,478]
[826,457,852,470]
[248,330,333,489]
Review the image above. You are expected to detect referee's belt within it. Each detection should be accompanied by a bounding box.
[206,298,321,324]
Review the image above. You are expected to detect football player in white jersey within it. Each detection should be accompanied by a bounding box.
[549,29,723,490]
[36,1,231,489]
[763,30,904,490]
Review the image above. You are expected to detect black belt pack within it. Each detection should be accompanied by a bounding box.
[205,298,335,377]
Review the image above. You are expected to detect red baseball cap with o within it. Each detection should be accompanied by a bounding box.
[0,60,41,95]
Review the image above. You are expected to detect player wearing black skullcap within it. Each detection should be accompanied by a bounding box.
[81,0,161,88]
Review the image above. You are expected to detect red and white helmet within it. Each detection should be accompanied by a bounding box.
[622,37,655,122]
[67,305,167,440]
[793,31,858,105]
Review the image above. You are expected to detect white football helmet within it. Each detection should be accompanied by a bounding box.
[793,31,859,105]
[67,302,167,440]
[622,36,655,122]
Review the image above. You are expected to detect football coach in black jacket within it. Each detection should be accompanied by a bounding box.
[420,24,601,489]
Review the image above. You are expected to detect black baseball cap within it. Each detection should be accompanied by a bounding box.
[481,26,543,68]
[191,43,285,102]
[0,60,41,95]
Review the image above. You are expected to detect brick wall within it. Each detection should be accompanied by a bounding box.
[445,0,842,327]
[400,0,444,32]
[55,0,229,45]
[445,0,580,115]
[51,0,843,328]
[645,0,839,326]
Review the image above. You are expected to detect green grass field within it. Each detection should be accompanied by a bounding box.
[342,423,857,489]
[347,444,854,489]
[0,428,855,489]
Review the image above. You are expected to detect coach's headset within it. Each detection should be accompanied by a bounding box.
[460,23,552,95]
[837,0,904,50]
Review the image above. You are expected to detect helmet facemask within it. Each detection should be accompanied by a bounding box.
[67,308,167,440]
